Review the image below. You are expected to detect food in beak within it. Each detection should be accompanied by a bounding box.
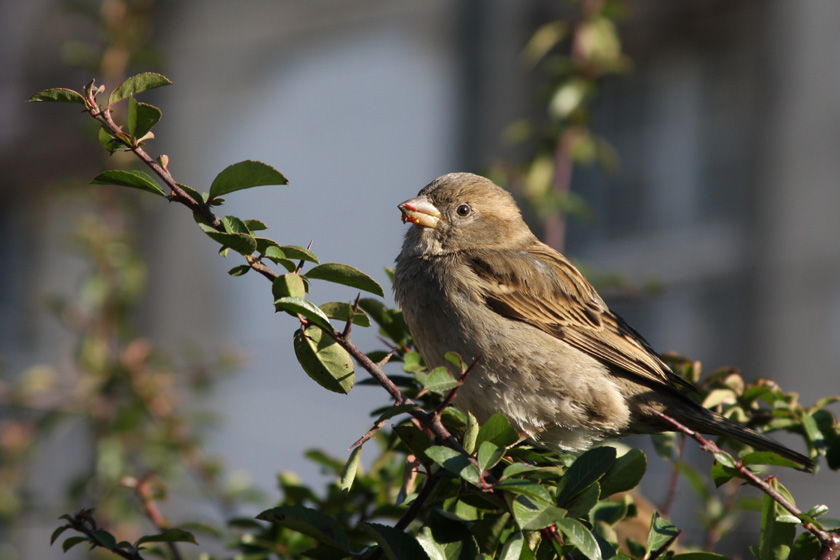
[398,196,441,228]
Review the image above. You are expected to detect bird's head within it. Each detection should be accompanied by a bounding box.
[398,173,533,257]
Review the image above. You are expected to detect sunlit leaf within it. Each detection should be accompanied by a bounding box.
[208,160,287,199]
[109,72,172,106]
[28,88,85,105]
[306,263,384,297]
[91,169,166,197]
[293,326,354,394]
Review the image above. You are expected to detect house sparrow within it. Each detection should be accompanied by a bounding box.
[394,172,813,471]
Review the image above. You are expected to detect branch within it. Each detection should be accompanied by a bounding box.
[647,407,840,557]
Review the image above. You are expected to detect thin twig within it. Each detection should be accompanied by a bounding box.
[135,477,183,560]
[647,407,840,554]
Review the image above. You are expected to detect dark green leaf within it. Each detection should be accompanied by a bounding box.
[94,530,118,549]
[136,529,197,546]
[599,448,646,496]
[28,87,85,104]
[258,505,351,551]
[671,553,731,560]
[646,512,680,558]
[511,495,566,530]
[424,367,460,395]
[555,518,601,560]
[62,536,89,552]
[362,523,430,560]
[741,451,801,469]
[91,169,166,197]
[228,265,250,277]
[109,72,172,106]
[127,97,162,139]
[394,424,432,461]
[476,413,519,448]
[494,479,553,504]
[564,482,600,519]
[50,526,69,545]
[319,301,370,327]
[424,446,480,484]
[98,127,130,154]
[710,462,739,488]
[338,446,362,493]
[306,263,384,297]
[273,274,307,300]
[293,326,354,394]
[789,533,822,560]
[557,446,616,505]
[358,299,410,345]
[208,160,287,199]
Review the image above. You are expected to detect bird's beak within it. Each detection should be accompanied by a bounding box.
[398,196,441,229]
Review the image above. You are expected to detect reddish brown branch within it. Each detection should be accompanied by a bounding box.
[647,407,839,556]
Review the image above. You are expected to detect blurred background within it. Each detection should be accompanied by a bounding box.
[2,0,840,558]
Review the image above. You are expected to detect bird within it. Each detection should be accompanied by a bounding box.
[393,172,813,471]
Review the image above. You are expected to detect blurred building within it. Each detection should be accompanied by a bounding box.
[2,0,839,558]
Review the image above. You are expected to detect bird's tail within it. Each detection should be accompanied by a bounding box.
[671,406,814,472]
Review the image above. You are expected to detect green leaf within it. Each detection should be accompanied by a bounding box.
[424,446,480,484]
[258,505,351,551]
[208,160,287,199]
[599,448,647,496]
[276,296,331,329]
[496,531,525,560]
[759,479,796,560]
[136,529,197,546]
[713,451,736,469]
[228,265,250,277]
[710,461,740,488]
[564,482,601,519]
[93,530,117,550]
[646,512,680,558]
[424,367,460,395]
[511,495,566,530]
[463,412,479,455]
[91,169,166,197]
[223,215,251,234]
[319,302,371,327]
[741,452,801,469]
[557,446,616,505]
[495,479,553,504]
[306,263,384,297]
[477,441,505,473]
[280,245,319,263]
[109,72,172,106]
[127,97,162,140]
[338,445,362,493]
[476,413,519,448]
[244,219,267,231]
[50,526,69,545]
[293,326,354,394]
[672,553,731,560]
[61,536,89,552]
[273,274,307,300]
[98,127,130,154]
[362,523,430,560]
[358,299,410,345]
[394,424,432,461]
[178,183,204,204]
[555,518,602,560]
[198,223,257,256]
[28,87,86,104]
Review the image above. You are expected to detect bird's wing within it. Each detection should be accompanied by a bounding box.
[468,244,692,390]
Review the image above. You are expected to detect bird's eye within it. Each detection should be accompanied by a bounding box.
[456,203,472,217]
